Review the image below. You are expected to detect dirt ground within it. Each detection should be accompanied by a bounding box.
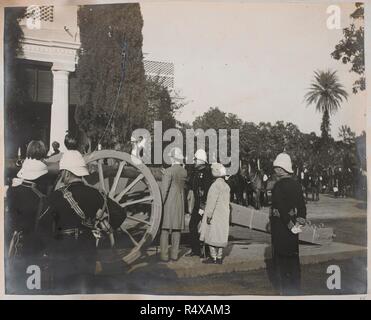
[6,194,367,296]
[89,195,367,296]
[93,256,366,296]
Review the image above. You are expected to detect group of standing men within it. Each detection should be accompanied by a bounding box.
[7,134,307,295]
[159,147,308,295]
[298,166,355,200]
[159,148,231,264]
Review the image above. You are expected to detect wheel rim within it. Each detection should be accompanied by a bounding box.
[84,150,162,265]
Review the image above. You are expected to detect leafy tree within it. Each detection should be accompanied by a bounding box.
[255,122,276,168]
[144,77,186,165]
[75,3,148,149]
[355,131,366,170]
[239,122,258,162]
[193,107,228,130]
[338,125,356,145]
[305,70,348,140]
[331,2,365,94]
[337,125,356,169]
[192,107,243,162]
[146,77,184,132]
[191,106,361,176]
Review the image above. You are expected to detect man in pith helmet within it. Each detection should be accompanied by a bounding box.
[160,147,187,262]
[38,151,126,293]
[270,152,307,295]
[185,149,213,257]
[6,140,49,292]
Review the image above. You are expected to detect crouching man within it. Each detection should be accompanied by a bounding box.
[38,151,126,293]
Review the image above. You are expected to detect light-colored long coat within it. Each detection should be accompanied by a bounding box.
[200,178,230,247]
[161,164,187,231]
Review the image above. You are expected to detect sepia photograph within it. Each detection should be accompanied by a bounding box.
[1,0,368,298]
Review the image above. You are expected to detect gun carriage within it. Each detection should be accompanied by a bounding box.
[6,149,334,267]
[81,150,163,265]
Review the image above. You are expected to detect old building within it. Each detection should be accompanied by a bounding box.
[17,5,80,154]
[14,5,174,155]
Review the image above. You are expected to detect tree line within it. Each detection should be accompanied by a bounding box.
[189,107,366,174]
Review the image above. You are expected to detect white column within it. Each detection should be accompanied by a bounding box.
[49,68,69,154]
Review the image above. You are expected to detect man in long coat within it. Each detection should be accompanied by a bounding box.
[186,149,213,257]
[199,163,230,264]
[160,147,187,262]
[270,153,307,295]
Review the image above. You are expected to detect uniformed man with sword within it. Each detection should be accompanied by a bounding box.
[38,151,126,293]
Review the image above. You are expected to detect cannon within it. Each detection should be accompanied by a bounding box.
[5,150,163,267]
[5,149,334,268]
[80,150,163,265]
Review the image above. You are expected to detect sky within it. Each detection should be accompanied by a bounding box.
[141,1,366,137]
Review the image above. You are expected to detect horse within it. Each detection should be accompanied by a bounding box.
[227,170,247,205]
[228,165,270,210]
[262,174,277,207]
[244,168,264,210]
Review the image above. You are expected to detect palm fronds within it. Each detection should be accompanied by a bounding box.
[305,70,348,115]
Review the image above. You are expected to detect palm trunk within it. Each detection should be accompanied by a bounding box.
[321,109,330,139]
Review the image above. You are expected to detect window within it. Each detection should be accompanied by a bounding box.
[25,5,54,23]
[24,66,78,105]
[25,67,53,103]
[144,60,174,89]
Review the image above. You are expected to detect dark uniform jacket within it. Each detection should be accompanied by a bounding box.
[38,181,126,276]
[186,164,213,213]
[6,179,47,256]
[270,176,307,255]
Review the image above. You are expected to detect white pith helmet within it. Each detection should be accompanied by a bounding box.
[17,158,48,180]
[194,149,208,163]
[168,147,184,161]
[59,150,89,177]
[273,153,293,174]
[211,163,227,177]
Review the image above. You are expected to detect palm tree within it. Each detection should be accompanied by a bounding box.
[305,70,348,139]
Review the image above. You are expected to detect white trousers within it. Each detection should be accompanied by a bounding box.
[209,246,223,259]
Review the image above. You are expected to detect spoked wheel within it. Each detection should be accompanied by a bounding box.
[84,150,162,265]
